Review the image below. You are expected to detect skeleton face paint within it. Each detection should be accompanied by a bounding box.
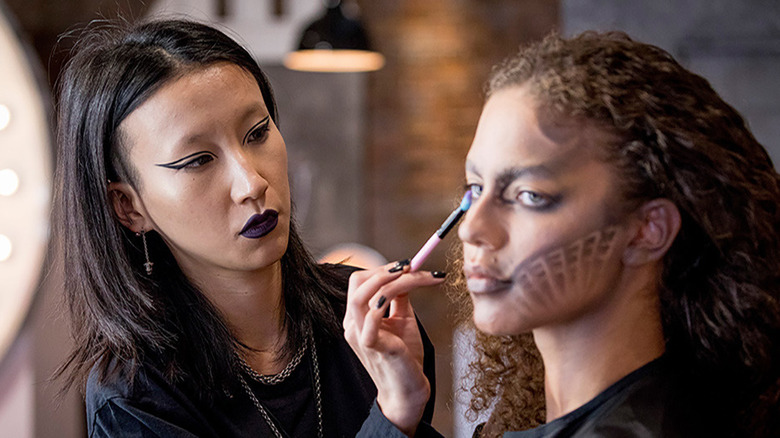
[506,226,627,326]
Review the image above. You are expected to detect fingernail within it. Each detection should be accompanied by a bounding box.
[432,271,447,278]
[376,296,387,309]
[388,259,411,273]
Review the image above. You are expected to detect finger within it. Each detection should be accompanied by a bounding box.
[389,271,444,317]
[360,301,385,349]
[388,293,413,319]
[346,262,413,334]
[370,271,446,309]
[361,294,411,355]
[348,262,408,308]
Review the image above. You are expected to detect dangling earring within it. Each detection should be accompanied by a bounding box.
[137,229,154,275]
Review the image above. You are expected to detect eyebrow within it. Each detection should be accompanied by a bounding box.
[167,103,269,151]
[466,161,556,186]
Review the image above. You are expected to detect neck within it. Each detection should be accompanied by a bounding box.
[190,261,288,373]
[533,267,665,422]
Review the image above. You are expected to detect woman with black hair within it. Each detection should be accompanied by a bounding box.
[53,19,438,437]
[345,31,780,437]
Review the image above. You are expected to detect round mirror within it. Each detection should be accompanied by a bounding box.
[0,5,52,364]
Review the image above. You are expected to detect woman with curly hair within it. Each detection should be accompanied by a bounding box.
[345,31,780,437]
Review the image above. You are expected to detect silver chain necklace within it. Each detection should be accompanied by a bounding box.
[237,337,323,438]
[238,340,307,385]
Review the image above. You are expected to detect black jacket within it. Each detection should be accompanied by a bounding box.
[86,265,436,437]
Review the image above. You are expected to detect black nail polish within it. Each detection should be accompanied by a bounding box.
[432,271,447,278]
[388,258,411,273]
[376,296,387,309]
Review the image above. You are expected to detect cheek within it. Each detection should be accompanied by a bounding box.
[276,167,291,203]
[142,179,224,233]
[509,225,630,323]
[504,218,573,270]
[266,166,291,214]
[507,194,619,264]
[155,181,208,205]
[256,141,291,203]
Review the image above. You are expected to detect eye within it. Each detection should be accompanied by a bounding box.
[182,154,214,169]
[465,183,483,199]
[156,152,216,170]
[518,191,552,208]
[246,123,269,143]
[245,117,271,144]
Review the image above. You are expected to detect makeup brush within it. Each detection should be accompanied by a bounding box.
[410,190,473,271]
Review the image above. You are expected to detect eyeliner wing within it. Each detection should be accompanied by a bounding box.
[156,152,211,169]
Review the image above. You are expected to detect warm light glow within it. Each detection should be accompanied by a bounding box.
[0,235,11,262]
[0,169,19,196]
[284,49,385,72]
[0,104,9,131]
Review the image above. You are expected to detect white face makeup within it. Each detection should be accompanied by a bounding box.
[116,63,291,284]
[459,86,634,335]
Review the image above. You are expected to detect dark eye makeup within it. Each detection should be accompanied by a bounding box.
[243,115,271,144]
[464,181,560,211]
[156,151,217,170]
[516,190,559,209]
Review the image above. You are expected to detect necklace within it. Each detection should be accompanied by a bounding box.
[238,340,307,385]
[237,336,324,438]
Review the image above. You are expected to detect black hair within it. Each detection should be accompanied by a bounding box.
[53,18,349,401]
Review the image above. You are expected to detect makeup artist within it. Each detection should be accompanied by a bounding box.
[345,31,780,437]
[53,19,438,437]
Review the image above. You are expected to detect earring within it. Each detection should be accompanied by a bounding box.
[137,229,154,275]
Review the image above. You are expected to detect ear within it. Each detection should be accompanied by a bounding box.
[108,181,152,234]
[622,199,681,266]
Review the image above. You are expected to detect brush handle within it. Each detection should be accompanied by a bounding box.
[410,234,441,271]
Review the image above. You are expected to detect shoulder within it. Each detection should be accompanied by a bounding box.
[575,358,714,437]
[85,358,137,414]
[505,358,713,438]
[85,358,214,437]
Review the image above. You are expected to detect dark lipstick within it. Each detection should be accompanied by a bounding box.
[239,210,279,239]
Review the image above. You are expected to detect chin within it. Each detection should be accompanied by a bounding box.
[242,236,288,271]
[473,309,519,336]
[472,300,538,336]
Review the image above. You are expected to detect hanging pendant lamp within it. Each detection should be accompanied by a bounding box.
[284,0,385,72]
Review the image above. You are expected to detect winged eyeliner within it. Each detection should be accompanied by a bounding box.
[156,151,215,169]
[242,116,270,145]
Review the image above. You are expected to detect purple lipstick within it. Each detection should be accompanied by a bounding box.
[240,210,279,239]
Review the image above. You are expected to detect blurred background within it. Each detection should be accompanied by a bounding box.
[0,0,777,436]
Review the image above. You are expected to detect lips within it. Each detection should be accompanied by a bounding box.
[239,210,279,239]
[464,264,512,295]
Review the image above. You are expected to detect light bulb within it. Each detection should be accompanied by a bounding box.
[0,169,19,196]
[0,234,11,261]
[0,104,9,131]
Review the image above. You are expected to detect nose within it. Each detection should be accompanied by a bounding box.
[458,195,508,251]
[229,152,269,204]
